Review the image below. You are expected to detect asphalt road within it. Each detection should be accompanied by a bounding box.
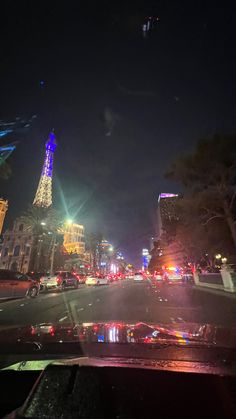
[0,280,236,328]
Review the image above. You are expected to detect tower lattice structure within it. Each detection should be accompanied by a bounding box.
[33,131,57,208]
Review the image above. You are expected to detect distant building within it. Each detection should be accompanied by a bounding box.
[148,193,183,269]
[0,218,33,273]
[63,222,85,255]
[142,248,150,270]
[157,193,180,240]
[0,199,8,235]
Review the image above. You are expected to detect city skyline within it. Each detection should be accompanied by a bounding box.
[1,2,236,265]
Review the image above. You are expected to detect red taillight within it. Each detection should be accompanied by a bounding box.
[31,326,36,335]
[57,276,61,284]
[49,326,55,336]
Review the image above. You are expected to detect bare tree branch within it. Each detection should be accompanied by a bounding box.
[202,215,224,226]
[230,190,236,210]
[200,207,223,217]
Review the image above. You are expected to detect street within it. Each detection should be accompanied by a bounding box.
[0,280,236,328]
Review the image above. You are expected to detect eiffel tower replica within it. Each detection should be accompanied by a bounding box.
[33,131,57,208]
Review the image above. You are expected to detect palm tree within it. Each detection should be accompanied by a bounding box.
[0,161,11,179]
[86,233,104,271]
[22,205,62,271]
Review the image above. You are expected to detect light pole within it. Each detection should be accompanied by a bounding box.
[49,233,56,275]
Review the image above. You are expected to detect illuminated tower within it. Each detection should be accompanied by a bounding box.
[33,131,57,208]
[0,199,8,234]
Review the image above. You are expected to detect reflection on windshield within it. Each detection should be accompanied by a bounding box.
[11,321,230,349]
[0,2,236,362]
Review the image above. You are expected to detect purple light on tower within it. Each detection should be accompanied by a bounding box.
[42,131,57,178]
[159,193,178,199]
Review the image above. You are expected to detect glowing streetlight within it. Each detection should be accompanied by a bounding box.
[215,253,222,260]
[66,219,73,225]
[41,221,46,226]
[222,257,227,264]
[109,246,114,252]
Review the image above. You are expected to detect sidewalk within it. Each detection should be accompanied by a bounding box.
[192,285,236,300]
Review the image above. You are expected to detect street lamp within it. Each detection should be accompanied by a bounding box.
[66,219,73,225]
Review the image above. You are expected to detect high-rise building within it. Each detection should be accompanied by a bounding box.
[154,192,183,267]
[63,222,85,255]
[0,199,8,235]
[33,131,57,208]
[157,193,179,239]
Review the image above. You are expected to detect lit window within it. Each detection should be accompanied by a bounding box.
[13,245,20,257]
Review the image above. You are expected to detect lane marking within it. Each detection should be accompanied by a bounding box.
[88,303,92,306]
[59,316,68,322]
[77,308,84,312]
[19,304,24,307]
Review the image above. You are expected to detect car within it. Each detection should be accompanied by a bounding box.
[134,272,144,281]
[71,272,86,284]
[164,270,183,284]
[153,271,163,282]
[85,275,109,286]
[40,271,79,291]
[27,272,47,282]
[85,276,99,286]
[0,270,39,299]
[98,275,109,285]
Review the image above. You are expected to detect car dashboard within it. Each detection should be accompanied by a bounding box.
[1,355,236,418]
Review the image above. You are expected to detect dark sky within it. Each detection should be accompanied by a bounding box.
[0,0,236,265]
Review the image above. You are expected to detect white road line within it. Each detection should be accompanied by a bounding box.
[59,316,68,322]
[19,304,24,307]
[77,308,84,312]
[88,303,92,306]
[0,309,3,312]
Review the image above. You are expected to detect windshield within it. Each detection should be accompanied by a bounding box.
[0,2,236,362]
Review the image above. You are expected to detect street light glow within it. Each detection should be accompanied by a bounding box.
[66,219,73,225]
[215,253,222,260]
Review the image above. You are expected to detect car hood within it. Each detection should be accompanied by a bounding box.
[0,321,236,349]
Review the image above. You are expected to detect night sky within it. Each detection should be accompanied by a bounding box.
[0,1,236,265]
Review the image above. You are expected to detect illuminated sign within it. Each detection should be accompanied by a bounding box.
[159,193,178,199]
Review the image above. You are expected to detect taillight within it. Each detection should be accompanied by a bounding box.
[49,326,55,336]
[56,276,61,284]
